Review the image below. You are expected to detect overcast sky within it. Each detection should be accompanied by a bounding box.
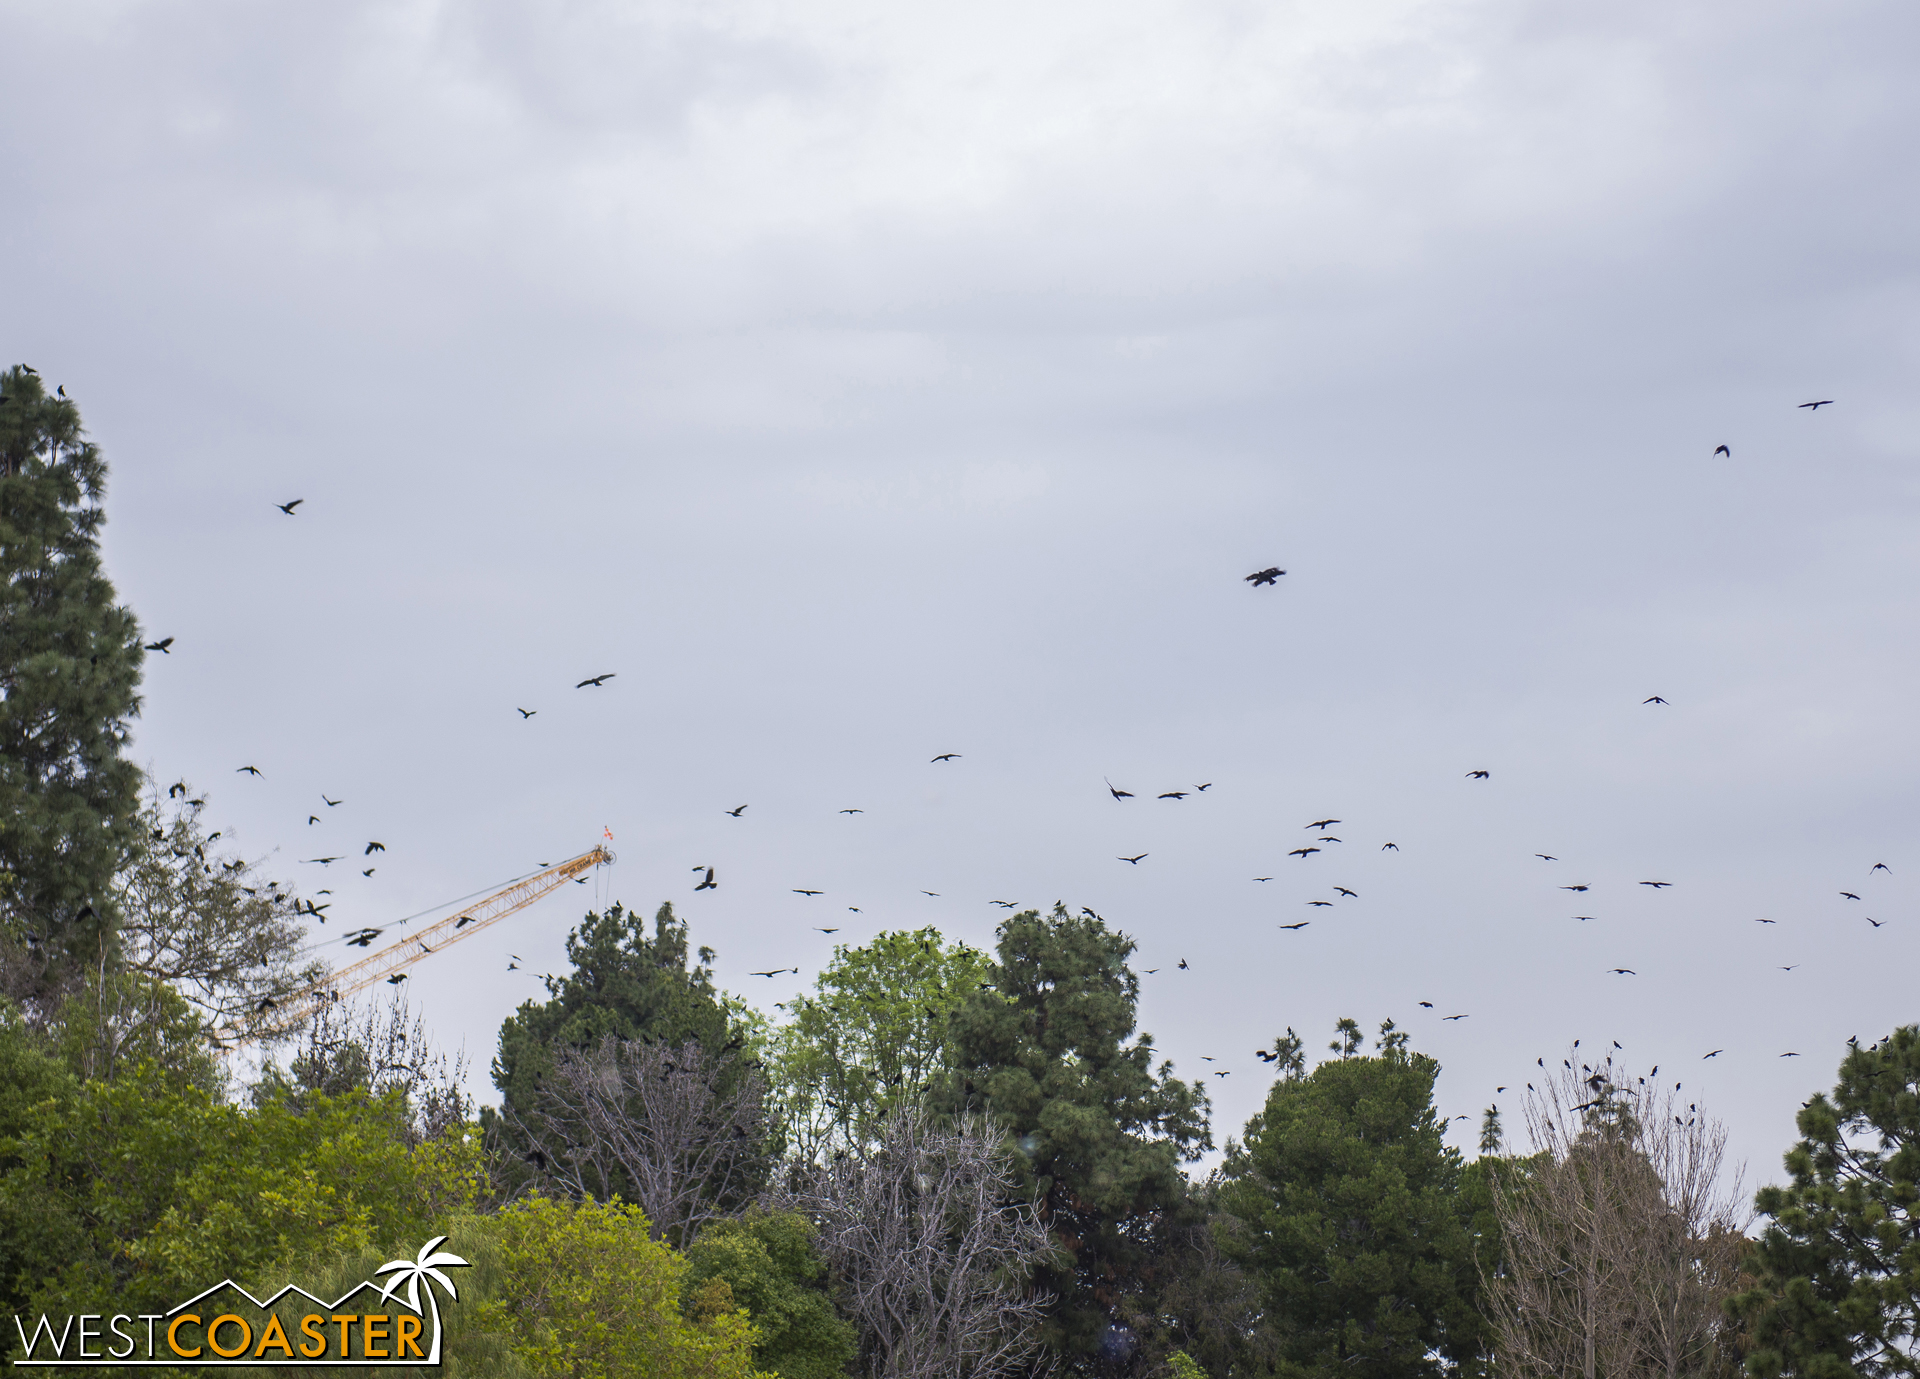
[6,0,1918,1180]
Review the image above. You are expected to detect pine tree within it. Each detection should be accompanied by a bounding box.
[0,366,144,999]
[1217,1018,1488,1379]
[936,904,1212,1373]
[1732,1026,1920,1379]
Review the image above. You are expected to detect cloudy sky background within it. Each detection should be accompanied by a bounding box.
[6,0,1918,1178]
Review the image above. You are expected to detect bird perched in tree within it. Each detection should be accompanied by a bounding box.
[275,499,304,514]
[144,637,173,653]
[1245,567,1285,586]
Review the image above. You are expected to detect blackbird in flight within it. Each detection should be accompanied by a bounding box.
[275,499,304,514]
[144,637,174,654]
[932,753,961,762]
[365,841,385,854]
[1798,401,1834,411]
[1119,854,1148,864]
[1562,885,1589,892]
[1467,770,1490,779]
[1840,892,1860,900]
[726,805,748,816]
[1290,847,1321,858]
[1307,900,1332,907]
[1245,567,1285,586]
[694,867,717,891]
[1335,887,1357,897]
[236,765,261,776]
[1644,696,1668,704]
[302,856,342,866]
[1278,921,1310,930]
[1640,881,1672,888]
[323,796,342,807]
[1307,819,1340,829]
[517,708,536,718]
[840,809,863,814]
[793,889,822,896]
[1106,779,1134,800]
[1159,791,1187,800]
[1871,862,1890,873]
[576,673,616,687]
[1713,444,1730,457]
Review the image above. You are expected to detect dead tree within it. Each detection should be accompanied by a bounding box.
[783,1106,1054,1379]
[510,1034,768,1247]
[1487,1050,1747,1379]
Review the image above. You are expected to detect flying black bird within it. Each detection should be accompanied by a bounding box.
[1253,877,1273,882]
[364,841,385,855]
[1781,1051,1801,1057]
[793,889,823,896]
[362,867,375,876]
[814,927,839,933]
[1307,819,1340,830]
[1335,887,1357,897]
[1290,847,1321,858]
[694,867,717,892]
[1467,770,1489,779]
[1105,779,1134,800]
[922,890,939,896]
[1382,842,1399,851]
[1640,881,1672,889]
[1214,1070,1230,1077]
[1195,783,1212,791]
[749,968,795,978]
[323,795,342,807]
[1119,854,1147,864]
[1317,836,1342,843]
[1871,862,1890,873]
[344,928,382,948]
[1867,917,1885,928]
[517,707,536,718]
[840,808,863,815]
[576,673,616,688]
[144,637,174,654]
[1443,1014,1468,1021]
[1158,791,1187,800]
[1307,900,1333,907]
[1178,959,1189,970]
[387,974,407,985]
[932,753,961,762]
[1278,921,1311,930]
[1755,917,1776,924]
[1798,400,1834,411]
[1537,854,1557,861]
[1562,885,1589,892]
[275,499,304,514]
[236,765,261,776]
[302,856,342,866]
[1713,444,1731,457]
[990,900,1018,908]
[1644,696,1668,704]
[1245,567,1285,586]
[1703,1050,1723,1059]
[1840,891,1860,900]
[1255,1049,1277,1062]
[1420,1002,1433,1008]
[1610,968,1636,975]
[1780,965,1797,971]
[308,815,320,825]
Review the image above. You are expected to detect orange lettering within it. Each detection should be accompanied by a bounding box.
[396,1313,424,1358]
[167,1314,202,1359]
[206,1315,251,1359]
[299,1315,328,1359]
[331,1315,359,1358]
[362,1314,389,1358]
[253,1314,294,1358]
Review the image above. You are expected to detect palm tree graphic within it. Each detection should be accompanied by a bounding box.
[374,1236,469,1364]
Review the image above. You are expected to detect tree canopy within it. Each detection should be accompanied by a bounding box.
[0,366,145,999]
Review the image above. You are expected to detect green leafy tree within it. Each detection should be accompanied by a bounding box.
[770,927,989,1160]
[0,1054,485,1340]
[1732,1026,1920,1379]
[937,904,1212,1373]
[0,366,145,1000]
[683,1208,856,1379]
[1216,1018,1486,1379]
[471,1195,765,1379]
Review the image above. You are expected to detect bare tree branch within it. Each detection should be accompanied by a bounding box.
[781,1106,1054,1379]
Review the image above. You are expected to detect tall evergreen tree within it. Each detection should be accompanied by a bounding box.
[936,904,1212,1374]
[1216,1018,1487,1379]
[0,366,144,1000]
[1732,1026,1920,1379]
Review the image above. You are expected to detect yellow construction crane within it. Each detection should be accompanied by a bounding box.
[234,845,614,1043]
